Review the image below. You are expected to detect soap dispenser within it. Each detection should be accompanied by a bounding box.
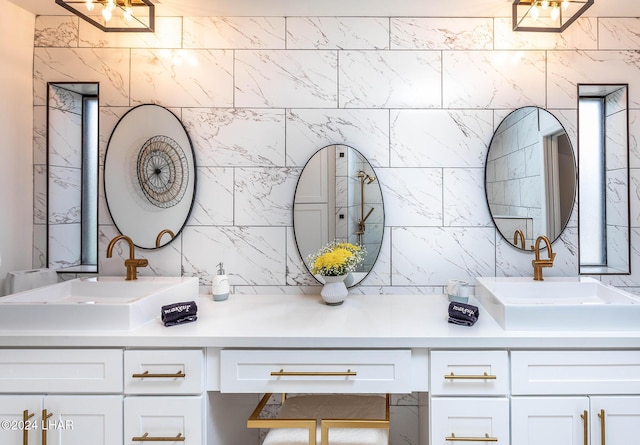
[212,262,229,301]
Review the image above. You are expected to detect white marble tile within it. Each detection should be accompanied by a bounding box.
[358,227,391,286]
[34,48,130,106]
[605,110,628,171]
[235,167,299,226]
[390,405,420,445]
[79,17,182,48]
[33,106,47,165]
[444,168,492,227]
[130,49,233,107]
[287,17,389,49]
[182,226,286,286]
[631,169,640,229]
[494,17,597,50]
[443,51,546,109]
[378,168,442,227]
[605,168,629,227]
[99,107,129,166]
[606,225,630,273]
[48,223,81,269]
[33,224,47,269]
[184,17,285,49]
[286,227,319,286]
[339,51,441,108]
[183,108,285,167]
[48,108,82,169]
[285,109,390,168]
[188,167,234,226]
[235,50,338,108]
[35,16,78,47]
[602,228,640,287]
[390,110,493,168]
[547,51,640,109]
[630,110,640,169]
[391,18,493,50]
[392,227,495,286]
[599,18,640,50]
[48,166,81,224]
[33,165,47,225]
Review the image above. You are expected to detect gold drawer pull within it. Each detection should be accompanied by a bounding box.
[132,370,186,378]
[598,409,606,445]
[581,410,588,445]
[23,410,34,445]
[132,432,185,442]
[446,433,498,442]
[445,372,497,380]
[270,369,357,377]
[41,409,53,445]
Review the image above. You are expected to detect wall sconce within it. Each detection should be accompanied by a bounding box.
[55,0,155,32]
[512,0,593,32]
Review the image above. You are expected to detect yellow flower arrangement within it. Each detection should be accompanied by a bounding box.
[307,241,366,276]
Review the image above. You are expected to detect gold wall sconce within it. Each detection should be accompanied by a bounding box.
[512,0,593,32]
[55,0,155,32]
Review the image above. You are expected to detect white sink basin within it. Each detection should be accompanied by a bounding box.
[0,276,199,330]
[475,276,640,331]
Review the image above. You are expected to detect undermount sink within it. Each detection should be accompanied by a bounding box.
[475,276,640,331]
[0,276,199,331]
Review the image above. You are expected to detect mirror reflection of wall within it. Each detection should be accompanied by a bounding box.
[46,83,98,272]
[294,145,384,286]
[578,84,630,275]
[485,107,576,251]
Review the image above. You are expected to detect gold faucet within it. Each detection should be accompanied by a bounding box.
[106,235,148,280]
[532,235,556,281]
[155,229,175,248]
[513,229,526,250]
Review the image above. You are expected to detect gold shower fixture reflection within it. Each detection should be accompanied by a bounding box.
[355,171,377,244]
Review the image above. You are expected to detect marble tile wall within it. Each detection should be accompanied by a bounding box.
[32,15,640,297]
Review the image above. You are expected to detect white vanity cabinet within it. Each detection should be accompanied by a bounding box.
[123,349,205,445]
[511,351,640,445]
[429,350,510,445]
[0,349,123,445]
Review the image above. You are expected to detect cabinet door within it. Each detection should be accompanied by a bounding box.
[43,396,123,445]
[591,396,640,445]
[124,396,204,445]
[431,397,509,445]
[0,395,41,445]
[512,397,589,445]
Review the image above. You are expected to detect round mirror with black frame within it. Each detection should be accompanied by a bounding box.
[485,107,577,251]
[104,104,196,249]
[293,144,384,287]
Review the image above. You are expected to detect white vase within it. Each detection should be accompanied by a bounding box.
[320,275,348,306]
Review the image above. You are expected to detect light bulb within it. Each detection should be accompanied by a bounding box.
[541,0,549,9]
[530,3,540,21]
[562,0,570,11]
[551,4,560,21]
[102,7,112,22]
[124,7,133,22]
[85,0,94,12]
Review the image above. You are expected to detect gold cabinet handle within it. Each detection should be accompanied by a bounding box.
[597,409,606,445]
[132,432,185,442]
[581,410,589,445]
[444,372,497,380]
[270,369,357,377]
[445,433,498,442]
[41,409,52,445]
[23,410,34,445]
[132,370,186,378]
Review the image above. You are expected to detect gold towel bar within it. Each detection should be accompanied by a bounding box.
[271,369,357,377]
[132,433,185,442]
[132,370,186,378]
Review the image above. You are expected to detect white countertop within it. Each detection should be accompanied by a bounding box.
[1,293,639,349]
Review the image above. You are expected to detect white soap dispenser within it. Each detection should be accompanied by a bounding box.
[212,262,229,301]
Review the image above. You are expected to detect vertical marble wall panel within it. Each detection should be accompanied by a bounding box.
[443,51,546,109]
[33,165,47,225]
[34,48,130,106]
[184,17,285,49]
[285,109,390,168]
[35,16,78,47]
[48,108,82,168]
[33,106,47,165]
[130,49,234,107]
[287,17,390,49]
[182,108,285,167]
[391,18,493,50]
[599,18,640,50]
[79,17,183,48]
[494,17,597,50]
[339,51,441,108]
[235,50,338,107]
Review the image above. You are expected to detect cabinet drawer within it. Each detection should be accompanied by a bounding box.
[0,349,123,393]
[431,397,509,445]
[124,395,204,445]
[511,350,640,395]
[124,349,204,395]
[431,350,508,396]
[220,349,412,393]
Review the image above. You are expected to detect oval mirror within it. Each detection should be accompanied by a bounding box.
[485,107,576,250]
[104,104,196,249]
[294,145,384,286]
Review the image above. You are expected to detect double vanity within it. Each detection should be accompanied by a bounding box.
[0,277,639,445]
